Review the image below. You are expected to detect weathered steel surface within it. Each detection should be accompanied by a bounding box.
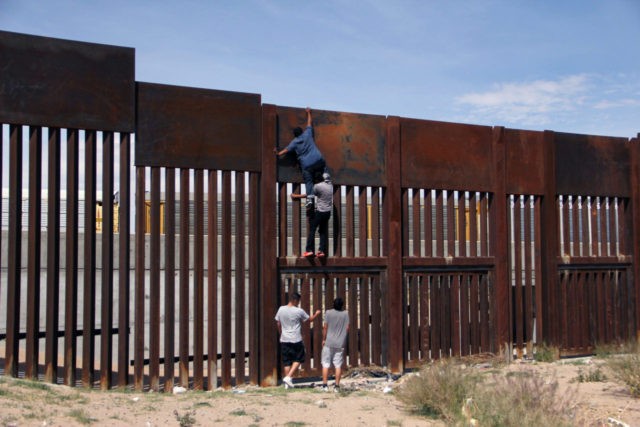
[0,31,134,131]
[83,131,97,387]
[101,132,114,390]
[118,134,131,387]
[6,125,22,377]
[164,169,176,391]
[206,170,218,389]
[275,106,386,187]
[491,127,510,354]
[385,116,404,373]
[64,129,79,386]
[259,104,279,387]
[400,118,493,191]
[136,82,261,170]
[134,168,145,390]
[504,128,546,195]
[149,168,161,391]
[194,170,204,389]
[26,126,42,380]
[45,128,61,383]
[555,132,630,197]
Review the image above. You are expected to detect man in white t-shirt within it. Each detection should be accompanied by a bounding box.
[274,292,321,388]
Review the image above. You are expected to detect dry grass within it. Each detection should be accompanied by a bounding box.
[397,356,580,426]
[598,341,640,397]
[396,358,479,423]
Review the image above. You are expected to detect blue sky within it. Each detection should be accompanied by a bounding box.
[1,0,639,138]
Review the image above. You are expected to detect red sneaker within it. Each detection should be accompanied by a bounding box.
[303,251,315,257]
[316,251,326,258]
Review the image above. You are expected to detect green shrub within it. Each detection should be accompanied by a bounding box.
[533,344,559,363]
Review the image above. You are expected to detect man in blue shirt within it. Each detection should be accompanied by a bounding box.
[275,107,327,207]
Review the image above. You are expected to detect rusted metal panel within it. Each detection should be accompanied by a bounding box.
[179,169,190,386]
[460,274,470,356]
[221,171,232,388]
[64,129,79,386]
[136,82,261,171]
[555,132,630,197]
[276,107,386,187]
[101,131,114,390]
[0,31,134,131]
[504,129,545,195]
[491,126,510,353]
[45,128,61,384]
[630,137,640,336]
[149,168,161,391]
[83,130,97,387]
[164,168,176,391]
[400,118,493,191]
[235,172,246,384]
[6,125,22,378]
[134,167,145,390]
[26,126,42,380]
[118,133,131,388]
[207,170,218,390]
[385,116,403,372]
[194,170,204,389]
[540,131,559,343]
[260,105,279,387]
[248,172,259,385]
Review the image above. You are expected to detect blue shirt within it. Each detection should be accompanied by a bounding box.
[285,126,324,169]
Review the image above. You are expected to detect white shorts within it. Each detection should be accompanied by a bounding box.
[321,346,345,369]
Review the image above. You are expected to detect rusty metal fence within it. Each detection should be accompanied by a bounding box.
[1,31,639,391]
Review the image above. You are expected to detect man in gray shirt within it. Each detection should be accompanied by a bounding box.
[275,292,321,389]
[321,297,349,392]
[291,171,333,258]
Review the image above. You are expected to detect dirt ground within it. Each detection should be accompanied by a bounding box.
[1,357,640,426]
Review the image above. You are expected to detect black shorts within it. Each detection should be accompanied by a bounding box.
[281,341,306,366]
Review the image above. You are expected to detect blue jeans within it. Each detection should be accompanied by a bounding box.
[306,210,330,253]
[302,159,327,196]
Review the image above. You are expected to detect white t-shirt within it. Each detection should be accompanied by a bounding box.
[275,304,309,343]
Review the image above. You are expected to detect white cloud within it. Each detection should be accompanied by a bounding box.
[455,74,640,130]
[456,75,590,126]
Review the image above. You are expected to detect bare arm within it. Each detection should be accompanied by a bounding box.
[308,309,321,322]
[306,107,312,127]
[275,147,289,157]
[290,193,308,200]
[276,320,282,336]
[322,323,328,346]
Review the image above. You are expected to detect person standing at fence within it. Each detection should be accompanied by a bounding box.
[275,291,321,388]
[290,171,333,258]
[275,107,327,208]
[320,297,349,393]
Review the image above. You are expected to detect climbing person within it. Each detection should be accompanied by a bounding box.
[275,107,327,208]
[290,171,333,258]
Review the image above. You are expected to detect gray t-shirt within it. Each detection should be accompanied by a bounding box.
[275,304,309,343]
[313,181,333,213]
[324,309,349,348]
